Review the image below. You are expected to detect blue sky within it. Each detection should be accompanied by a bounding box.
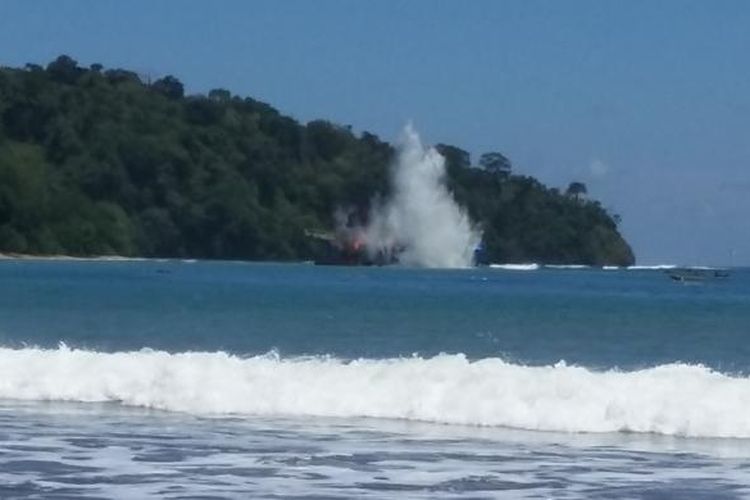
[1,0,749,265]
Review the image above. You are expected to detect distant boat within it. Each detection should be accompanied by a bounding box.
[665,268,730,283]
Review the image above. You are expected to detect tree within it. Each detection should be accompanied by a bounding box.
[208,88,231,102]
[566,181,588,200]
[46,55,82,84]
[479,152,512,177]
[0,59,634,266]
[185,96,223,125]
[435,144,471,170]
[104,69,142,85]
[306,120,350,161]
[151,75,184,99]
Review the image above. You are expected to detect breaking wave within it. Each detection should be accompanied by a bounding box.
[1,346,749,438]
[627,265,678,270]
[489,263,540,271]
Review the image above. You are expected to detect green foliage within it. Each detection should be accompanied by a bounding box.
[46,55,84,84]
[478,151,511,178]
[566,181,588,199]
[151,75,184,100]
[0,57,634,265]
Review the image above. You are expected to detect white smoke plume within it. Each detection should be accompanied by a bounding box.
[364,124,481,268]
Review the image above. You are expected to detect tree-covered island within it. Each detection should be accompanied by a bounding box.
[0,56,634,266]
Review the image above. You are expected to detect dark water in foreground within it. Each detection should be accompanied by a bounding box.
[1,260,749,498]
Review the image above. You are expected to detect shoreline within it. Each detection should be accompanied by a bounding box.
[0,253,738,270]
[0,252,148,262]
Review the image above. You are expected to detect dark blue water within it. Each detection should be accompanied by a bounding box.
[1,260,748,370]
[2,259,750,499]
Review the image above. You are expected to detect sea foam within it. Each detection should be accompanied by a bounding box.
[1,346,748,438]
[627,265,678,270]
[489,263,540,271]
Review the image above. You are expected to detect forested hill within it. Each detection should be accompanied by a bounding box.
[0,56,635,266]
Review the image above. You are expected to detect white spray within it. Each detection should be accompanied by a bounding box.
[364,124,481,268]
[4,346,750,438]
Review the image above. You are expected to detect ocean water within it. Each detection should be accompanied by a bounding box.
[1,260,749,499]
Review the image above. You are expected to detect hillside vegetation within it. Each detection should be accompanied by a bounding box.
[0,56,634,265]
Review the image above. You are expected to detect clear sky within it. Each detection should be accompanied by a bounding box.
[1,0,748,265]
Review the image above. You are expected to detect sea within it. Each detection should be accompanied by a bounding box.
[0,259,749,499]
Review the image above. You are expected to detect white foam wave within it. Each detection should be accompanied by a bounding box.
[544,264,590,270]
[1,346,748,438]
[628,265,727,271]
[489,263,540,271]
[627,265,677,270]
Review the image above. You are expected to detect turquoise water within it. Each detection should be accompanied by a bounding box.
[2,261,749,368]
[1,260,750,498]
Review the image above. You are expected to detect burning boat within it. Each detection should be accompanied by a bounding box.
[307,228,399,266]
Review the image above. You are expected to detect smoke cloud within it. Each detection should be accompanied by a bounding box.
[364,124,481,268]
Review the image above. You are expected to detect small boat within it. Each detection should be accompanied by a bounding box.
[665,268,730,283]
